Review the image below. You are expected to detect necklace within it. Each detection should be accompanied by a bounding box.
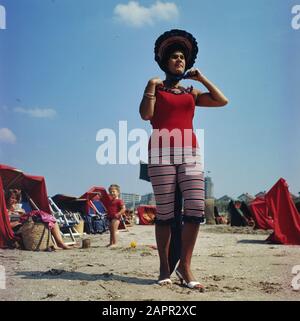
[159,84,193,95]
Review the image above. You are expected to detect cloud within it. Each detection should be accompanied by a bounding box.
[0,128,17,144]
[14,107,57,119]
[114,1,179,27]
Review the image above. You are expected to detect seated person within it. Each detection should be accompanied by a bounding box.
[5,189,75,250]
[5,189,24,232]
[234,201,254,227]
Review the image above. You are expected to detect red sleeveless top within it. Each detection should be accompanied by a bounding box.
[148,86,199,150]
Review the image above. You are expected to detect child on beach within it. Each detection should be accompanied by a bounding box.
[99,184,126,247]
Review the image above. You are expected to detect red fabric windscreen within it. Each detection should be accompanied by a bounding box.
[0,164,51,213]
[0,177,15,248]
[137,205,156,225]
[80,186,107,215]
[21,174,51,213]
[249,178,300,245]
[249,197,274,230]
[266,178,300,245]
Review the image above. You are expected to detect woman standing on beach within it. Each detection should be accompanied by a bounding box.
[139,29,228,290]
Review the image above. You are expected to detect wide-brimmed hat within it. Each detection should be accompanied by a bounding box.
[154,29,198,73]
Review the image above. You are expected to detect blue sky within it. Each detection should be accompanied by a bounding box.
[0,0,299,198]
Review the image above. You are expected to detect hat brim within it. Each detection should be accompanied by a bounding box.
[154,29,198,72]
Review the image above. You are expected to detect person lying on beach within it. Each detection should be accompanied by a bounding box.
[5,189,76,250]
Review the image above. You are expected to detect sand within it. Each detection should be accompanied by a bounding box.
[0,224,299,301]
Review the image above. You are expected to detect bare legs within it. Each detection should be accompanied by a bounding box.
[176,222,200,283]
[51,223,74,249]
[107,219,120,247]
[155,221,201,286]
[155,224,171,280]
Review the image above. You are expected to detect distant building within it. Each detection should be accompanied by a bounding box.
[255,191,266,198]
[216,195,233,203]
[121,193,141,208]
[237,193,255,203]
[215,195,233,213]
[205,176,214,199]
[140,193,156,206]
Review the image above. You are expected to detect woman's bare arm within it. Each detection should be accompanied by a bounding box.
[187,68,229,107]
[139,78,163,120]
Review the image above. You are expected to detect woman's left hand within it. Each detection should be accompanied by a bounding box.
[185,68,206,82]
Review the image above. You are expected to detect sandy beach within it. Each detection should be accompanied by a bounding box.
[1,224,299,301]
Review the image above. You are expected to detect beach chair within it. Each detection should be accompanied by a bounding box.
[21,196,33,213]
[48,196,82,243]
[20,192,41,213]
[86,199,109,234]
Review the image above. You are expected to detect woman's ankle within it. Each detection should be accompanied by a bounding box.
[159,266,170,279]
[176,263,193,277]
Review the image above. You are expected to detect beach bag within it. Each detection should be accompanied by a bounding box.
[84,215,95,234]
[84,214,108,234]
[93,217,107,234]
[20,217,54,251]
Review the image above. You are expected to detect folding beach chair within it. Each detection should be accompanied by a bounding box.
[48,196,82,243]
[87,199,109,234]
[21,195,33,213]
[21,192,41,213]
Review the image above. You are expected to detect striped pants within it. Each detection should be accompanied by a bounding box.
[148,148,205,224]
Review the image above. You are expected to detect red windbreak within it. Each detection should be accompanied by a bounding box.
[0,164,51,213]
[137,205,157,225]
[266,178,300,245]
[0,177,16,248]
[80,186,107,215]
[249,197,274,230]
[249,178,300,245]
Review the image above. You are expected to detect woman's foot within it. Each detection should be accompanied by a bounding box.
[157,266,171,286]
[175,266,204,292]
[157,278,172,286]
[61,244,74,250]
[57,242,79,250]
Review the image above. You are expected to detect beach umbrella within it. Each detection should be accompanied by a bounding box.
[0,176,16,248]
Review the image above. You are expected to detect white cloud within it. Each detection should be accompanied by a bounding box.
[114,1,179,27]
[0,128,17,144]
[14,107,57,119]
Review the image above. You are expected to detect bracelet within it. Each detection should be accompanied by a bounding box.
[144,92,156,99]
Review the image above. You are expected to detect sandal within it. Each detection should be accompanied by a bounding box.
[175,269,205,292]
[157,278,172,286]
